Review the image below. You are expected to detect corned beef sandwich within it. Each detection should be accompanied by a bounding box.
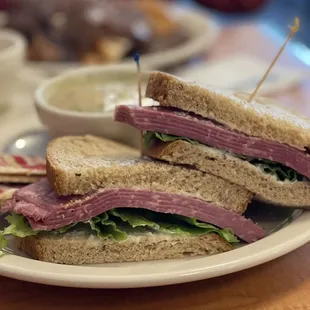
[0,135,264,264]
[115,71,310,208]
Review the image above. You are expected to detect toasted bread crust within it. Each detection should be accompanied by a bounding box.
[145,139,310,207]
[46,135,253,214]
[15,233,232,265]
[145,71,310,151]
[46,135,139,196]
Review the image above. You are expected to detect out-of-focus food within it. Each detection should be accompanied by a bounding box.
[0,28,26,107]
[34,65,153,147]
[194,0,268,12]
[5,0,188,64]
[48,79,154,113]
[43,66,154,113]
[0,153,45,184]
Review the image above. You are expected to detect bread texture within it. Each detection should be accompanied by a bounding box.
[46,135,253,214]
[15,232,232,265]
[144,139,310,208]
[145,71,310,151]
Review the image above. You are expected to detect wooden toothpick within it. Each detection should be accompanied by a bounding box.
[248,17,300,102]
[134,52,143,156]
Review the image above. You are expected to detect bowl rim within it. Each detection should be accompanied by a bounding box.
[0,28,26,61]
[34,63,153,119]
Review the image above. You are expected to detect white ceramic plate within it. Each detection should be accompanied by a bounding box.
[110,5,220,69]
[20,4,220,77]
[0,205,309,289]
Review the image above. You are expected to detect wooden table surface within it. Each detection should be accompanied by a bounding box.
[1,24,310,310]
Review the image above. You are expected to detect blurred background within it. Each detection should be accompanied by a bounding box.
[0,0,309,66]
[0,0,309,155]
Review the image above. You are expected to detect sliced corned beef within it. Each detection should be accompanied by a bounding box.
[2,179,264,243]
[114,105,310,179]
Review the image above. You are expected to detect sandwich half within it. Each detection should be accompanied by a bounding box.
[115,71,310,207]
[0,135,264,264]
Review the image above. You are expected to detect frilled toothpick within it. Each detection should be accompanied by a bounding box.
[248,17,300,102]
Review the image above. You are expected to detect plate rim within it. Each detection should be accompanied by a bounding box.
[0,210,310,289]
[22,4,220,75]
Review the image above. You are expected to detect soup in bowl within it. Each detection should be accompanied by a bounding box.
[35,64,155,148]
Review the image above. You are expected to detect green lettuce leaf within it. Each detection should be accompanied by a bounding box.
[90,213,127,241]
[244,159,304,182]
[0,236,7,256]
[0,214,38,257]
[0,212,128,255]
[2,214,38,238]
[172,215,239,243]
[47,213,128,241]
[144,131,307,183]
[108,209,238,243]
[0,208,239,255]
[143,131,200,148]
[108,209,160,230]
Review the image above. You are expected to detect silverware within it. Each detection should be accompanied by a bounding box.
[1,129,50,157]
